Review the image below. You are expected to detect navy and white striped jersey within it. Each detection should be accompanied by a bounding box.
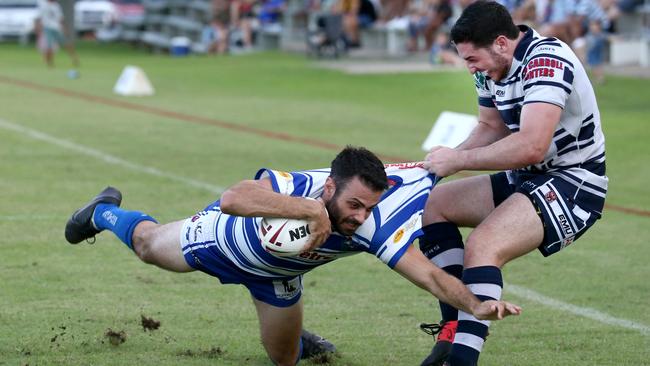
[474,25,608,198]
[195,163,437,279]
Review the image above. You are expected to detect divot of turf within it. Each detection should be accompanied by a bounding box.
[140,314,161,331]
[104,329,127,346]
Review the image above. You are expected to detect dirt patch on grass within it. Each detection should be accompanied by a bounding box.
[308,352,337,364]
[177,346,224,359]
[140,314,161,331]
[104,328,127,346]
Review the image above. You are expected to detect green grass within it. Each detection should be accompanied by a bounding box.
[1,42,649,365]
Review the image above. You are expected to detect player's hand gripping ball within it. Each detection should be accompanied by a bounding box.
[260,217,311,257]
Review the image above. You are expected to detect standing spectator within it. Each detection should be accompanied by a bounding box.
[36,0,80,71]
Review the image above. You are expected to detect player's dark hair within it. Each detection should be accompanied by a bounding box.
[450,0,519,48]
[330,146,388,192]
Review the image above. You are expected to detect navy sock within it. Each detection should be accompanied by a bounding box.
[92,203,157,250]
[419,222,464,321]
[448,266,503,366]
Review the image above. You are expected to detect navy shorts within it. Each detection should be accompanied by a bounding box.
[180,211,303,307]
[490,171,605,256]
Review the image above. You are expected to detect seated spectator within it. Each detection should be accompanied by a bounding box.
[617,0,643,13]
[428,30,463,66]
[334,0,378,48]
[406,0,452,52]
[378,0,410,22]
[497,0,537,24]
[259,0,286,30]
[201,16,229,54]
[535,0,577,43]
[585,19,608,84]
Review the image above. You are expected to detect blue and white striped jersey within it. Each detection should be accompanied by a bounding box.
[474,25,608,198]
[198,163,437,279]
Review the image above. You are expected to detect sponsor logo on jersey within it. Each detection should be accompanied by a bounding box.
[523,57,564,81]
[384,162,425,169]
[193,223,203,241]
[191,211,209,222]
[522,181,537,191]
[558,213,574,236]
[392,216,419,244]
[393,229,405,243]
[278,171,292,179]
[273,278,301,299]
[474,72,487,89]
[496,89,505,97]
[545,190,557,202]
[560,236,574,249]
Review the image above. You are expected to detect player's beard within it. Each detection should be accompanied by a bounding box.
[325,194,361,237]
[487,47,511,81]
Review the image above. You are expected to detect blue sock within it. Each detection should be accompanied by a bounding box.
[419,222,464,321]
[92,203,157,250]
[448,266,503,366]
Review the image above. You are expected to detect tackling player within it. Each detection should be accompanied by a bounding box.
[417,2,607,366]
[65,146,521,366]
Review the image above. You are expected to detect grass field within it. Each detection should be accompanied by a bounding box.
[1,42,649,365]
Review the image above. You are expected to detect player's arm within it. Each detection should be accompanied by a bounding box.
[425,102,561,177]
[220,178,331,246]
[393,246,521,320]
[455,106,511,151]
[220,178,322,219]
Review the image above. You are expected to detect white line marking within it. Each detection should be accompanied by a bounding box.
[506,283,650,336]
[4,117,650,336]
[0,118,225,194]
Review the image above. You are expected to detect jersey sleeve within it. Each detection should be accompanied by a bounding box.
[474,72,496,108]
[363,165,438,268]
[521,43,575,108]
[255,168,329,197]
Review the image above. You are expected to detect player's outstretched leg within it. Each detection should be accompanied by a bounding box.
[300,329,336,359]
[65,186,122,244]
[64,186,157,250]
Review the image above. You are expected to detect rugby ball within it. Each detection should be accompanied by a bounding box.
[260,217,311,257]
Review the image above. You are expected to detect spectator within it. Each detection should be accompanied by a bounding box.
[535,0,577,43]
[201,16,229,54]
[407,0,452,52]
[230,0,257,50]
[378,0,410,22]
[429,31,464,66]
[585,19,607,83]
[258,0,286,31]
[617,0,642,13]
[36,0,80,71]
[334,0,378,48]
